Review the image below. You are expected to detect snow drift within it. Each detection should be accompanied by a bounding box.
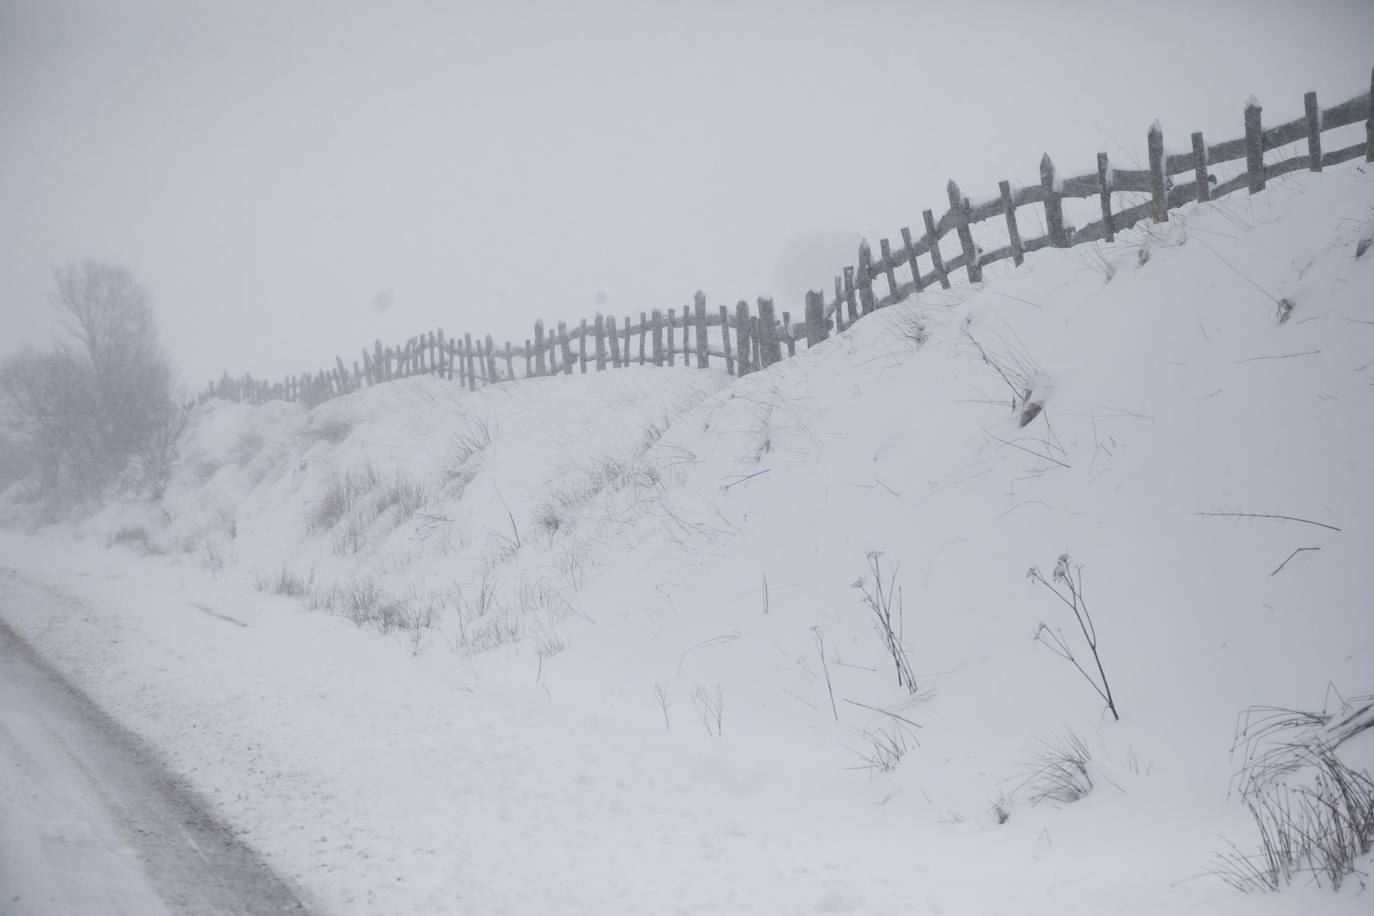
[3,167,1374,915]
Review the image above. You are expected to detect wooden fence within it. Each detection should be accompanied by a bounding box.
[200,70,1374,407]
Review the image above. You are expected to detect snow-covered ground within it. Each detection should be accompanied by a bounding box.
[2,167,1373,914]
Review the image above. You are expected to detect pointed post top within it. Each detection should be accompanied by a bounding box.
[1040,152,1054,174]
[858,239,871,257]
[947,178,960,196]
[694,289,705,302]
[1149,119,1162,136]
[1246,95,1261,111]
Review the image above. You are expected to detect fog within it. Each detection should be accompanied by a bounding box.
[2,0,1371,385]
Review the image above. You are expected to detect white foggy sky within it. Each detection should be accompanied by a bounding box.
[2,0,1371,385]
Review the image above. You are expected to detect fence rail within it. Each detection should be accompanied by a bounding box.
[200,70,1374,408]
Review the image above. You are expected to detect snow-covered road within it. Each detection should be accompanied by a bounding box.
[0,619,309,916]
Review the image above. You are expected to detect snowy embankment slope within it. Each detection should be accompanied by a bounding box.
[3,169,1373,915]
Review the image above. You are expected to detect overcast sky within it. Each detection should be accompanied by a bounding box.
[2,0,1371,386]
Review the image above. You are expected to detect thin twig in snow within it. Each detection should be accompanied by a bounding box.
[1197,511,1341,532]
[1270,547,1320,576]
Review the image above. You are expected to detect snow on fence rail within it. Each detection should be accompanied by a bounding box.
[200,70,1374,407]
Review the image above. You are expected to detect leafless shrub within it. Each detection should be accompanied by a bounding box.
[853,551,917,695]
[1028,553,1120,721]
[1,261,182,503]
[692,685,724,738]
[1022,732,1094,804]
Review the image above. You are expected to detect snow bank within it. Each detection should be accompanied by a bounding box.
[3,168,1373,915]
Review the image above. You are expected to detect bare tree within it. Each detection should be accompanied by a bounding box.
[0,260,187,501]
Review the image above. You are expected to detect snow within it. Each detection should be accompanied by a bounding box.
[3,169,1374,914]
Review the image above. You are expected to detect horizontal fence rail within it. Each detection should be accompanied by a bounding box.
[199,70,1374,408]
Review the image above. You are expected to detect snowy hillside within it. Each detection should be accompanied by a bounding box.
[3,167,1374,915]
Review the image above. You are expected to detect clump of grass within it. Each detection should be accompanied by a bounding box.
[308,464,383,532]
[307,417,354,445]
[846,720,919,774]
[253,564,313,598]
[1022,732,1094,805]
[1213,694,1374,892]
[194,460,222,483]
[109,525,160,555]
[197,541,226,575]
[232,431,266,467]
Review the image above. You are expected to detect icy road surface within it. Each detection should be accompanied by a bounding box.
[0,619,309,916]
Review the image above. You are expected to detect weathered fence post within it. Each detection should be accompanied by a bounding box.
[606,314,620,367]
[666,309,676,367]
[757,297,781,366]
[720,305,735,375]
[1368,67,1373,162]
[1244,97,1265,193]
[578,319,588,373]
[374,341,385,381]
[1148,122,1167,222]
[804,290,828,346]
[999,180,1025,264]
[681,307,692,367]
[843,266,858,321]
[878,238,900,299]
[1191,133,1209,203]
[485,334,497,381]
[651,310,664,366]
[594,315,606,371]
[335,356,350,392]
[1095,155,1115,241]
[781,311,796,357]
[922,210,950,288]
[464,333,475,390]
[735,301,751,375]
[534,320,546,376]
[947,181,982,282]
[559,322,574,375]
[856,242,876,314]
[1041,154,1068,246]
[622,317,631,368]
[638,312,648,365]
[694,292,709,368]
[1304,91,1322,172]
[832,276,845,333]
[448,338,456,381]
[900,227,924,293]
